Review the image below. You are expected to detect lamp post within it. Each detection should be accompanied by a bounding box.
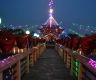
[33,33,40,46]
[26,30,30,51]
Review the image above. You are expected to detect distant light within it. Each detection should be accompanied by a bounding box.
[34,33,39,37]
[49,9,53,14]
[0,18,1,24]
[49,16,53,19]
[26,30,30,35]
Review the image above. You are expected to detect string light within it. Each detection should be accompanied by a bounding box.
[49,0,54,8]
[49,0,54,28]
[88,59,96,69]
[0,56,17,80]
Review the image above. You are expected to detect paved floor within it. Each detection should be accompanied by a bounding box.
[22,48,73,80]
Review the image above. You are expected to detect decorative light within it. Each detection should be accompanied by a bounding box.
[2,60,5,63]
[18,49,20,53]
[49,0,53,8]
[0,18,1,24]
[88,59,96,69]
[48,0,54,28]
[79,51,82,55]
[49,0,54,16]
[13,48,16,54]
[21,49,24,53]
[49,16,53,19]
[49,8,53,14]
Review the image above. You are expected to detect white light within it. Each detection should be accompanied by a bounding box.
[0,18,1,24]
[34,33,39,37]
[26,30,30,35]
[49,16,53,19]
[49,9,53,14]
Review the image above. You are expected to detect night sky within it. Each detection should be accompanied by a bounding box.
[0,0,96,26]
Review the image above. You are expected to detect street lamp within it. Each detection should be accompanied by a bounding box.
[26,30,30,35]
[25,30,30,51]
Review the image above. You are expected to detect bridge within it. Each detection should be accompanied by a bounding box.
[0,40,96,80]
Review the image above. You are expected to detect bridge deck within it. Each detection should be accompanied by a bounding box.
[22,48,73,80]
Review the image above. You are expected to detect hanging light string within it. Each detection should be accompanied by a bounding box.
[49,0,54,15]
[49,0,54,9]
[49,0,54,27]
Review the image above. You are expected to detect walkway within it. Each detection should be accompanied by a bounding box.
[22,48,73,80]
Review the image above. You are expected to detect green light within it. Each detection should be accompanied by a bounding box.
[75,59,79,67]
[75,67,78,71]
[74,59,79,78]
[75,72,78,77]
[24,60,26,64]
[75,62,78,66]
[73,50,76,54]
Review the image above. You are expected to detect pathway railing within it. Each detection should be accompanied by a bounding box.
[0,43,46,80]
[55,44,96,80]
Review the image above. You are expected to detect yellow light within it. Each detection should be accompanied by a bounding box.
[13,48,16,54]
[18,49,20,53]
[21,49,24,53]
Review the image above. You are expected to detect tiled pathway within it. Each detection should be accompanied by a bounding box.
[22,48,73,80]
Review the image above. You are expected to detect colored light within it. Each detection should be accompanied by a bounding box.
[75,72,78,77]
[0,18,1,24]
[49,0,53,8]
[73,50,76,54]
[21,49,24,53]
[76,67,78,71]
[18,49,20,53]
[0,55,16,68]
[24,60,26,64]
[88,59,96,69]
[13,48,16,54]
[75,61,78,67]
[49,0,54,16]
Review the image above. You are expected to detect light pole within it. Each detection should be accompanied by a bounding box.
[26,30,30,51]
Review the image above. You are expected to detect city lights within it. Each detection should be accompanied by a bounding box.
[33,33,39,37]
